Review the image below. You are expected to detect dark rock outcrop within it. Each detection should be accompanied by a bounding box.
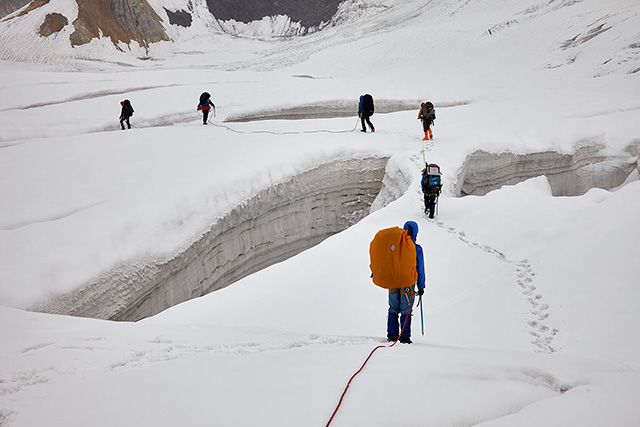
[70,0,169,48]
[1,0,47,20]
[205,0,343,28]
[164,7,192,27]
[0,0,32,19]
[39,12,68,36]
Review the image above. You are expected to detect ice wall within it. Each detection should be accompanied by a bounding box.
[225,100,470,122]
[455,144,639,197]
[35,157,389,321]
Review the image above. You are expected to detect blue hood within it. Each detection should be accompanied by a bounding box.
[403,221,419,242]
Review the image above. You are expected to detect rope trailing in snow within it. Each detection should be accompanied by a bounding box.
[325,292,416,427]
[209,117,360,135]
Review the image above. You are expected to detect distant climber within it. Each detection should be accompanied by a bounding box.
[421,163,442,219]
[418,101,436,140]
[358,94,375,133]
[197,92,215,125]
[369,221,426,344]
[119,99,134,130]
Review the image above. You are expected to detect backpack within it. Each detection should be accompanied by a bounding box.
[423,163,442,195]
[369,227,418,289]
[421,102,434,119]
[199,92,210,104]
[362,94,374,116]
[120,100,133,117]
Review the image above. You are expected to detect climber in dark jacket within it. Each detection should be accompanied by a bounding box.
[119,99,134,130]
[358,94,375,133]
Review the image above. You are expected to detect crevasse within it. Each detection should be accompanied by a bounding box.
[35,156,392,321]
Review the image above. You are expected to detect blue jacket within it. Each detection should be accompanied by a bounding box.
[198,99,215,110]
[404,221,426,290]
[358,94,374,117]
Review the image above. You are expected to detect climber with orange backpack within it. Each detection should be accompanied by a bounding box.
[369,221,426,344]
[418,101,436,140]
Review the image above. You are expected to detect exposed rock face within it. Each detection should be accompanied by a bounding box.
[3,0,346,54]
[0,0,31,19]
[70,0,169,48]
[34,157,390,321]
[164,7,192,27]
[205,0,343,28]
[39,12,68,36]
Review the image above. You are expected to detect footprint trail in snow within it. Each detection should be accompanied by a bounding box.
[433,220,558,353]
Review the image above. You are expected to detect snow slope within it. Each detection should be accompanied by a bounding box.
[1,0,640,425]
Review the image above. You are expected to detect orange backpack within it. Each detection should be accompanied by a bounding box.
[369,227,418,289]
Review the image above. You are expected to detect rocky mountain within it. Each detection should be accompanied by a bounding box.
[0,0,31,18]
[0,0,348,61]
[205,0,343,29]
[69,0,169,47]
[0,0,169,50]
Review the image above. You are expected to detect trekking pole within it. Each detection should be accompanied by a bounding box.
[418,294,424,336]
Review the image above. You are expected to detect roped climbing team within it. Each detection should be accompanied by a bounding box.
[118,92,438,141]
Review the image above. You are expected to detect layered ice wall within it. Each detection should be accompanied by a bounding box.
[455,143,639,197]
[225,100,470,122]
[35,157,390,321]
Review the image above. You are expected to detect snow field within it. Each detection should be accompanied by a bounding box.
[1,0,640,425]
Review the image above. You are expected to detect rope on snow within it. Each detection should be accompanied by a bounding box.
[325,292,416,427]
[208,117,360,135]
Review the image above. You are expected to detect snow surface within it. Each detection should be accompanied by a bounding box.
[1,0,640,425]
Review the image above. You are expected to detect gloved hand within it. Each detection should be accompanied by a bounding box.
[417,288,424,296]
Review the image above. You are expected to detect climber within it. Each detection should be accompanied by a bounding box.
[197,92,216,125]
[358,94,375,133]
[418,101,436,140]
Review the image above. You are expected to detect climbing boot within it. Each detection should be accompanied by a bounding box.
[423,132,428,140]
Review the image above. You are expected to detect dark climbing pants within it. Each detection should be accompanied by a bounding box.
[361,114,374,132]
[120,116,131,129]
[422,118,433,132]
[424,193,437,218]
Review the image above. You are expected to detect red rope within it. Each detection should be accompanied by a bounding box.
[325,292,415,427]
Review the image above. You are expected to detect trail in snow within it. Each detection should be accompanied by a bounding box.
[433,219,558,353]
